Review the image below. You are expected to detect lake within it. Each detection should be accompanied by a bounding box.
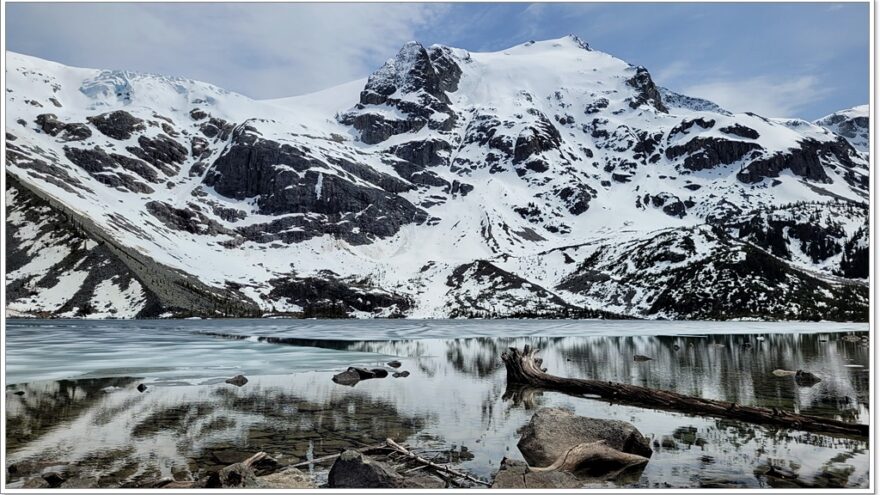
[4,319,871,488]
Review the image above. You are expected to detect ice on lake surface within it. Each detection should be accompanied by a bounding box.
[4,319,871,488]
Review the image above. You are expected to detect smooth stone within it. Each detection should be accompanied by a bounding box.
[225,374,249,387]
[517,408,653,467]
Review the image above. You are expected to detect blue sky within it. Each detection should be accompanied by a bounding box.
[6,2,869,119]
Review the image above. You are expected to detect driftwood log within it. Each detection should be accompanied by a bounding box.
[385,438,491,486]
[502,346,868,438]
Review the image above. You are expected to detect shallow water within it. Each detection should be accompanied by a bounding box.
[4,319,871,488]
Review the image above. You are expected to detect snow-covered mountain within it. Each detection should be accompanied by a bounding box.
[4,36,870,320]
[814,105,869,153]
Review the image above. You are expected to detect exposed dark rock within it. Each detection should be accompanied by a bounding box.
[625,66,668,113]
[517,408,653,467]
[388,139,452,168]
[328,450,406,488]
[191,136,210,158]
[35,114,92,141]
[87,110,146,140]
[217,461,259,488]
[585,98,609,114]
[555,185,593,215]
[332,368,362,386]
[340,42,460,144]
[794,370,821,387]
[203,130,425,244]
[668,118,715,140]
[737,138,855,184]
[190,108,208,120]
[633,354,652,362]
[63,146,155,194]
[387,360,402,368]
[146,201,234,236]
[720,124,760,139]
[513,114,562,164]
[428,45,464,93]
[332,366,389,385]
[392,371,410,378]
[200,117,234,140]
[137,384,147,393]
[41,468,66,488]
[268,273,411,317]
[666,137,762,172]
[127,134,187,175]
[225,374,248,387]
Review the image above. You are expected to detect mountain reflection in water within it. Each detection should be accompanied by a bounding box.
[4,320,870,488]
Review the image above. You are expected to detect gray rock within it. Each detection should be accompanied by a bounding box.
[171,465,192,482]
[332,368,362,386]
[41,465,67,487]
[633,354,653,362]
[327,450,405,488]
[392,371,410,378]
[517,408,653,467]
[22,477,51,489]
[257,468,316,488]
[332,367,390,385]
[217,461,259,488]
[225,374,248,387]
[794,370,821,387]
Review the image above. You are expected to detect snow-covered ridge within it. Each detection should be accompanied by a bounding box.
[3,37,870,320]
[813,105,869,153]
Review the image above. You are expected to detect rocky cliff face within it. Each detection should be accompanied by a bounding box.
[814,105,869,153]
[4,37,869,320]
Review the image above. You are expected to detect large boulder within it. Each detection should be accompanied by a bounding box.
[327,450,405,488]
[517,408,653,467]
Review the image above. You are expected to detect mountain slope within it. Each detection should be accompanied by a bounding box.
[814,105,869,153]
[4,37,869,320]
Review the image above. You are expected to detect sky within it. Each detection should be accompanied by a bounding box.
[5,2,869,120]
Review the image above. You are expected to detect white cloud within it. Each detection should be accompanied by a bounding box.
[682,75,833,118]
[6,3,445,98]
[654,61,691,86]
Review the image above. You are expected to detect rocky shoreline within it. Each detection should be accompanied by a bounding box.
[7,405,862,489]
